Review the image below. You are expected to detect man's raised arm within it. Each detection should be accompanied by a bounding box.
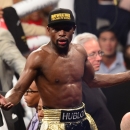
[83,58,130,88]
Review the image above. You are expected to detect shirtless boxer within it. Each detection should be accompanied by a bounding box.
[0,8,130,130]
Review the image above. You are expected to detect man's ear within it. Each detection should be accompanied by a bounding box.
[73,25,76,33]
[73,25,76,34]
[73,25,76,31]
[46,26,50,36]
[47,26,50,32]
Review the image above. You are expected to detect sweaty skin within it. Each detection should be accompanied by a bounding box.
[1,23,130,110]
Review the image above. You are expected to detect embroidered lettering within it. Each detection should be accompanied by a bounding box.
[60,108,86,122]
[51,13,71,21]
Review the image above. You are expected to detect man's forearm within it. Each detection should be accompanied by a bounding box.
[5,87,24,105]
[87,71,130,88]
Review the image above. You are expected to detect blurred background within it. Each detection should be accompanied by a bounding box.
[1,0,130,130]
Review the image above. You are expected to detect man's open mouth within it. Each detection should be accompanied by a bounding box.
[58,39,67,45]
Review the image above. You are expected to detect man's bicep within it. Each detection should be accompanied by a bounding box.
[12,55,38,94]
[82,59,95,85]
[24,51,42,78]
[23,52,39,78]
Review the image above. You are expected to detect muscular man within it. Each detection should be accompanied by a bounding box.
[73,32,116,130]
[1,8,130,130]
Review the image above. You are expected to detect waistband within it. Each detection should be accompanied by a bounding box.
[43,103,86,122]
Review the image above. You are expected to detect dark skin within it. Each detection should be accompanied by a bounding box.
[0,23,130,110]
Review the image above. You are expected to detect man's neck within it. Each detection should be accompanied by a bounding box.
[50,42,70,56]
[102,54,116,68]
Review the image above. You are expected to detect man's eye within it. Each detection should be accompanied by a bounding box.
[53,28,58,31]
[101,38,106,41]
[99,51,104,56]
[51,28,59,31]
[64,27,72,31]
[52,27,72,32]
[38,107,42,110]
[89,53,95,56]
[110,38,116,42]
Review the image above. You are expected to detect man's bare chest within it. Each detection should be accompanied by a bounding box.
[40,55,85,83]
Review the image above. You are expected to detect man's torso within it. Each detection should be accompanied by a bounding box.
[34,43,87,108]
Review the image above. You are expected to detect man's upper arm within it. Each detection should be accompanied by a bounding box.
[82,59,95,86]
[4,52,40,103]
[18,51,41,87]
[75,44,95,85]
[0,28,26,75]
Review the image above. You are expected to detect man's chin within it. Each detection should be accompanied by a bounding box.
[94,67,99,71]
[58,44,67,48]
[57,43,69,49]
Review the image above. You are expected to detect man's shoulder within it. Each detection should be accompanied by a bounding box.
[28,43,50,61]
[72,43,87,56]
[33,43,50,55]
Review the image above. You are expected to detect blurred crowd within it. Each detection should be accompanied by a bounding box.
[1,0,130,130]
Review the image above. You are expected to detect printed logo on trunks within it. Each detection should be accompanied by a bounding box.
[60,107,86,122]
[51,13,71,21]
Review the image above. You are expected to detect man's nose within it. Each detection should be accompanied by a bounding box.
[39,110,44,117]
[96,54,102,61]
[59,30,66,36]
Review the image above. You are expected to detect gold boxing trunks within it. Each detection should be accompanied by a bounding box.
[40,103,98,130]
